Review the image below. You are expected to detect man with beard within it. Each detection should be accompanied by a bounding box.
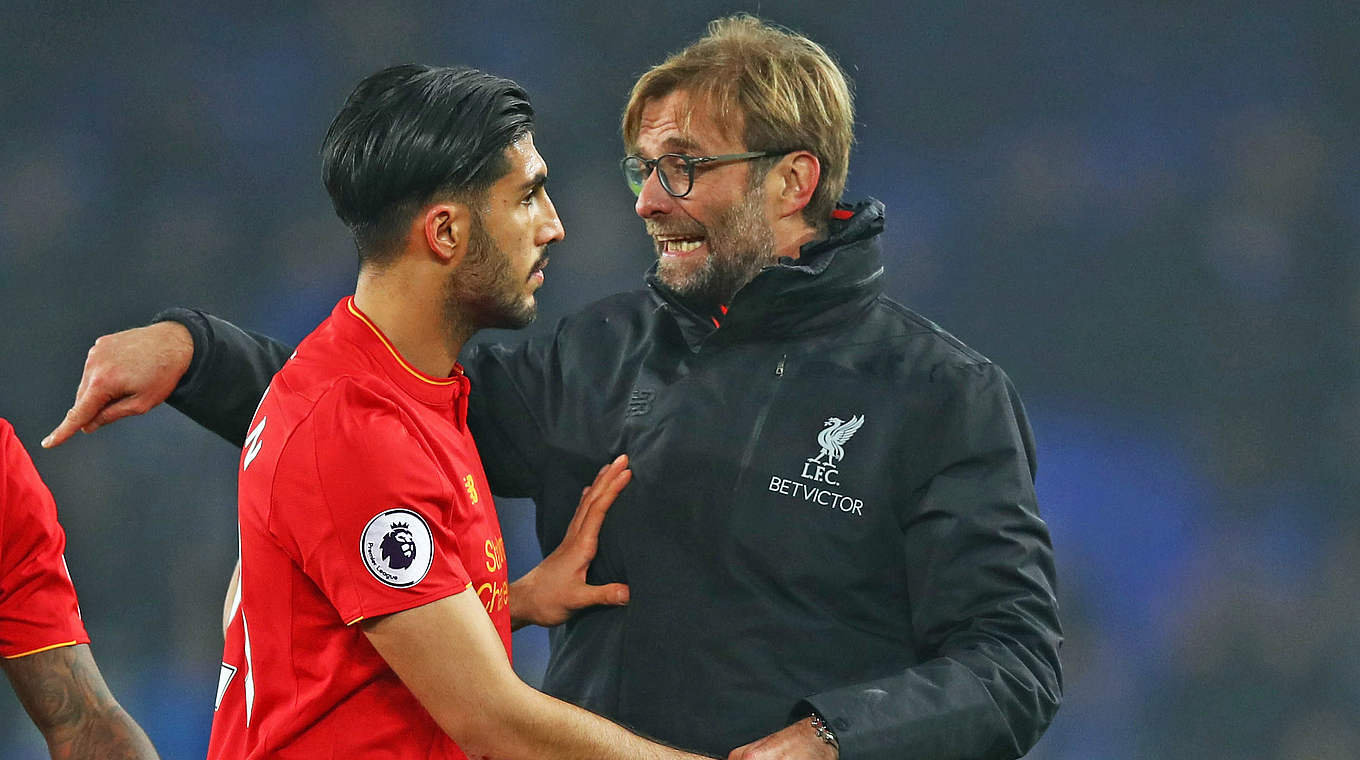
[130,63,713,760]
[46,17,1062,760]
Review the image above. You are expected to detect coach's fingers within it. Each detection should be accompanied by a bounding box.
[85,395,156,432]
[42,387,117,448]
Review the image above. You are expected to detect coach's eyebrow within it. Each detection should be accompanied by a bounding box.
[661,135,702,153]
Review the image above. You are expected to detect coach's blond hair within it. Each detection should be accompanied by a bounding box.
[622,15,855,228]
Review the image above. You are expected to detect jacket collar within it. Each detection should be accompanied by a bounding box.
[646,198,886,351]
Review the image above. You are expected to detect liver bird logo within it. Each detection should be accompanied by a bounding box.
[812,414,865,466]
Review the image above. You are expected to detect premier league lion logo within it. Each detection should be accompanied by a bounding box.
[380,523,417,570]
[362,508,434,588]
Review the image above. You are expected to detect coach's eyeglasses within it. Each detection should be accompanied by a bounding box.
[621,151,791,198]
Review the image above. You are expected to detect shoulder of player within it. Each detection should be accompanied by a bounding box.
[0,418,16,482]
[292,375,428,453]
[0,418,22,473]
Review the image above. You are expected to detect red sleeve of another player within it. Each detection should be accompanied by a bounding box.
[0,420,90,659]
[269,383,473,625]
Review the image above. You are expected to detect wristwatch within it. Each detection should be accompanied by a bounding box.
[809,712,840,752]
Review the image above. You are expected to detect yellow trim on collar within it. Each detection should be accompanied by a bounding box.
[346,299,458,386]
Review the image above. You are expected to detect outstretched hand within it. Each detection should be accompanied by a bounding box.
[42,322,194,448]
[727,718,838,760]
[509,454,632,629]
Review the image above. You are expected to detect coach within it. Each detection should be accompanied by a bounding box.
[48,15,1061,760]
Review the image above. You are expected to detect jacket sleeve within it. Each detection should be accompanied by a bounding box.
[801,363,1062,760]
[155,308,295,448]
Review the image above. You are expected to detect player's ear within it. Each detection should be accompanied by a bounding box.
[422,202,473,267]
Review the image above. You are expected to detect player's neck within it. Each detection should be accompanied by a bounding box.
[353,271,469,378]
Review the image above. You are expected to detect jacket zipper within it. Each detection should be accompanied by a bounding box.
[733,353,788,491]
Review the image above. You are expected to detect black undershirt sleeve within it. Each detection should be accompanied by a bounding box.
[154,308,294,449]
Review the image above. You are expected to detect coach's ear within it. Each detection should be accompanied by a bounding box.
[767,150,820,221]
[422,202,473,268]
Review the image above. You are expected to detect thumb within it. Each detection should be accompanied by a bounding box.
[580,582,630,607]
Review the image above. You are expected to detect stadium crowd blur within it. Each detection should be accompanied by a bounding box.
[1,2,1355,758]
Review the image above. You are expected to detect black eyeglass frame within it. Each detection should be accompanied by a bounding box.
[620,150,791,198]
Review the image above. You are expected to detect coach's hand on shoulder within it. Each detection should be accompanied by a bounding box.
[508,454,631,629]
[42,322,193,449]
[727,718,838,760]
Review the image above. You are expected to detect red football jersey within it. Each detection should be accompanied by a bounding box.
[0,418,89,659]
[207,298,511,760]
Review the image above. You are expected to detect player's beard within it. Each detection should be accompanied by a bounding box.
[651,184,776,308]
[443,210,538,336]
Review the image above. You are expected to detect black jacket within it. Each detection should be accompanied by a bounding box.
[163,199,1061,759]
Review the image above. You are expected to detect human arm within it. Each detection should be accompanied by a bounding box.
[0,420,160,759]
[2,644,160,760]
[365,590,708,760]
[509,456,631,629]
[727,717,837,760]
[234,458,629,635]
[280,389,696,759]
[791,365,1061,760]
[43,309,293,449]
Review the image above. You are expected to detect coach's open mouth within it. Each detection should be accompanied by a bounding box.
[657,236,705,256]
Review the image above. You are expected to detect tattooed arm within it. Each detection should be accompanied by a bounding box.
[1,644,159,760]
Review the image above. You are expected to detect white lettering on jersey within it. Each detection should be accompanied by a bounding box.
[243,417,266,472]
[242,612,255,725]
[214,663,237,711]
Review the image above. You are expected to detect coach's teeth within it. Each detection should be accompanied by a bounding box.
[668,239,702,253]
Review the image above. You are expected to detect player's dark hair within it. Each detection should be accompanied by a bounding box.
[321,64,535,265]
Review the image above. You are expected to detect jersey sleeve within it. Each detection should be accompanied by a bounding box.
[0,420,90,659]
[266,383,474,625]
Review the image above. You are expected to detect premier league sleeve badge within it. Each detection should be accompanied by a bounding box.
[360,508,435,588]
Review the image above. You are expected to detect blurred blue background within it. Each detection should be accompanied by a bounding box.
[2,2,1356,757]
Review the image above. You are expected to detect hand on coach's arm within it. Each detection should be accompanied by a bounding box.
[508,455,631,630]
[727,718,838,760]
[42,322,194,449]
[364,587,710,760]
[1,644,160,760]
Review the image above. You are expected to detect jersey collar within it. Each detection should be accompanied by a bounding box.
[332,297,470,417]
